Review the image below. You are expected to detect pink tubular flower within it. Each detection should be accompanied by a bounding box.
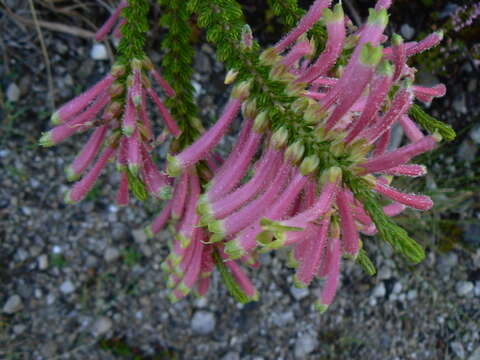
[95,0,128,42]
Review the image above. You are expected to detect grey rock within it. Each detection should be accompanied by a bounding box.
[377,266,392,280]
[474,282,480,297]
[400,24,415,40]
[372,282,386,298]
[3,295,23,314]
[90,43,108,60]
[13,324,26,335]
[6,83,20,102]
[272,310,294,326]
[456,281,474,297]
[294,332,318,358]
[437,252,459,273]
[92,317,113,336]
[290,286,309,300]
[407,290,418,300]
[453,94,468,114]
[191,310,216,335]
[104,247,120,262]
[194,51,211,73]
[60,280,75,294]
[132,228,147,243]
[451,341,466,359]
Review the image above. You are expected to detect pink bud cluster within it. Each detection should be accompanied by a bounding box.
[155,0,445,309]
[40,57,180,205]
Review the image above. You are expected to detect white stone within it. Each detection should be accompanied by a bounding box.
[191,310,216,335]
[294,333,318,358]
[2,295,23,314]
[393,282,402,294]
[104,247,120,262]
[92,317,112,336]
[6,83,20,102]
[38,254,48,270]
[60,280,75,294]
[372,282,386,298]
[456,281,474,297]
[377,266,392,280]
[400,24,415,40]
[13,324,26,334]
[90,43,108,60]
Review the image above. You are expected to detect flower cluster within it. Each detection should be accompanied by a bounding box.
[41,0,450,310]
[40,55,180,205]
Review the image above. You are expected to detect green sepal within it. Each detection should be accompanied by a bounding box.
[259,218,304,233]
[357,249,377,276]
[409,103,456,141]
[213,249,255,304]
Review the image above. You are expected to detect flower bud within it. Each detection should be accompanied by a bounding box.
[271,127,289,149]
[232,80,252,99]
[241,24,253,50]
[259,47,281,66]
[241,98,257,119]
[110,63,126,78]
[299,155,320,175]
[253,111,269,132]
[224,69,239,85]
[284,141,305,164]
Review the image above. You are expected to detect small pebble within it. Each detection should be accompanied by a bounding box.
[2,295,23,314]
[400,24,415,40]
[372,282,386,298]
[393,282,402,294]
[290,286,309,301]
[294,333,318,358]
[13,324,26,335]
[90,43,108,60]
[92,317,112,336]
[191,310,216,335]
[104,247,120,262]
[456,281,474,297]
[38,254,48,270]
[60,280,75,294]
[6,83,20,102]
[132,228,147,243]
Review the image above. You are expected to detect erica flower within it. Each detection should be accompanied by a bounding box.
[42,0,451,309]
[40,57,180,205]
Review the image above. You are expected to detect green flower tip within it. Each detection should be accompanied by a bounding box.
[159,186,173,200]
[144,225,154,239]
[367,8,388,27]
[286,251,299,269]
[293,274,307,289]
[50,112,61,125]
[377,60,394,77]
[128,163,139,177]
[65,166,80,182]
[122,125,134,137]
[39,131,54,147]
[63,190,76,205]
[359,43,383,67]
[323,3,344,23]
[314,301,329,314]
[166,154,183,177]
[224,240,245,260]
[207,219,226,235]
[392,33,403,46]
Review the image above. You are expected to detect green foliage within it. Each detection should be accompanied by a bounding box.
[126,169,148,202]
[117,0,150,62]
[159,0,199,149]
[346,174,426,264]
[410,103,456,141]
[356,249,376,276]
[212,249,253,304]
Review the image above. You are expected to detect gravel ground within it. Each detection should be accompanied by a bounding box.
[1,1,479,359]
